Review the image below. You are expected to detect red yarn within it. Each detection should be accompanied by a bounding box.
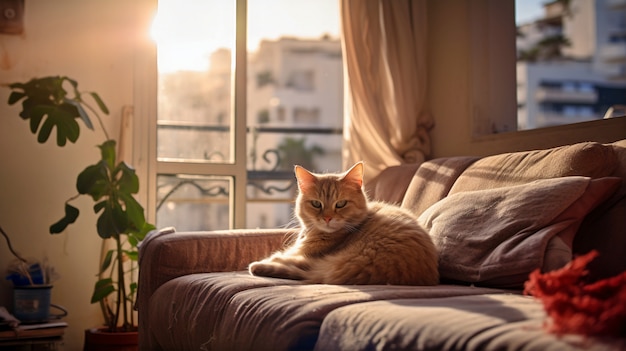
[524,250,626,337]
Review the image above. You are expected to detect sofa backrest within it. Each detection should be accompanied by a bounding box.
[368,139,626,281]
[448,141,618,194]
[575,140,626,279]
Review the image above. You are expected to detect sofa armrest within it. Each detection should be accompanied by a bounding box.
[137,228,295,304]
[136,228,294,350]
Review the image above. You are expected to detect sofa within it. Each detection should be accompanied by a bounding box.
[136,139,626,351]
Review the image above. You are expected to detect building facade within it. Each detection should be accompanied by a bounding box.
[516,0,626,130]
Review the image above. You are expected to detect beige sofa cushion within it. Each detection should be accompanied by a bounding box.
[149,272,506,350]
[449,142,618,194]
[400,157,478,216]
[315,294,626,351]
[418,176,621,288]
[364,163,420,204]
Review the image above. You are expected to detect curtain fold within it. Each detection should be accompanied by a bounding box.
[341,0,432,181]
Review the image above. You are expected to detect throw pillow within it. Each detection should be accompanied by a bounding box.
[417,176,621,289]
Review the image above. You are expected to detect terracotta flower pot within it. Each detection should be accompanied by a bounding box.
[83,327,138,351]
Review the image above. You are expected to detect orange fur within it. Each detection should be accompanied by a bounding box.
[249,162,439,285]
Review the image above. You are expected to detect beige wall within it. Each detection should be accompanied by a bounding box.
[0,1,155,349]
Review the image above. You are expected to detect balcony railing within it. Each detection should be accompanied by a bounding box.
[607,0,626,9]
[155,121,343,210]
[535,111,600,127]
[534,87,597,103]
[600,43,626,63]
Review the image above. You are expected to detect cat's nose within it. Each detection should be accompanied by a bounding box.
[324,216,332,224]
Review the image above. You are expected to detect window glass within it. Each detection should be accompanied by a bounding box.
[246,0,342,229]
[156,175,231,231]
[153,1,235,163]
[516,0,626,130]
[152,0,341,230]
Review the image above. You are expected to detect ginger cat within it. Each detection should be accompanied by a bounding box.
[248,162,439,285]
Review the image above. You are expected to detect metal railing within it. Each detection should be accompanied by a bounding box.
[155,121,343,210]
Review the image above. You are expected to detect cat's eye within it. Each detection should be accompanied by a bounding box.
[335,200,347,209]
[311,200,322,209]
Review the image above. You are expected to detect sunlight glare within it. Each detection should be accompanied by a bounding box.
[151,0,339,73]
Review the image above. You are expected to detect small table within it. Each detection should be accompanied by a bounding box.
[0,322,66,351]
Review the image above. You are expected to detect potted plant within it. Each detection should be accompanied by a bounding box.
[5,76,155,348]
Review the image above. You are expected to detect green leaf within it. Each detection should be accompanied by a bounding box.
[65,98,94,130]
[129,282,138,297]
[8,81,25,90]
[116,162,139,194]
[127,221,155,246]
[96,205,116,239]
[36,111,55,144]
[91,278,115,304]
[120,193,144,230]
[124,250,138,262]
[99,250,114,274]
[90,92,110,115]
[127,233,139,248]
[7,76,86,147]
[110,201,130,234]
[93,200,107,213]
[29,114,43,134]
[49,204,80,234]
[126,223,155,249]
[96,201,128,239]
[76,162,109,200]
[27,105,80,145]
[8,91,25,105]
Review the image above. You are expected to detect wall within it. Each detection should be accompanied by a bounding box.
[0,1,155,349]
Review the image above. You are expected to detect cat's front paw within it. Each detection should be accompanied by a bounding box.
[248,261,271,277]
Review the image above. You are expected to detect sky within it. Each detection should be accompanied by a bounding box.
[152,0,544,73]
[152,0,340,72]
[516,0,547,24]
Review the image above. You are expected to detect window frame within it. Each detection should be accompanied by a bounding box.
[134,0,248,229]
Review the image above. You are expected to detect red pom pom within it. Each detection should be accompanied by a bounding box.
[524,250,626,337]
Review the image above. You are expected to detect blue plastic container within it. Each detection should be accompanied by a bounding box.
[13,285,53,322]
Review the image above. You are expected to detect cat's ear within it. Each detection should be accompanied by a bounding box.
[343,162,364,188]
[295,165,317,193]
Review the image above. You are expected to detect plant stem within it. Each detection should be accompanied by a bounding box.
[82,99,110,141]
[115,236,127,330]
[97,240,112,328]
[0,225,28,263]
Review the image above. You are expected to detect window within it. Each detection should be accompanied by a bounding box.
[515,0,626,130]
[286,70,315,91]
[150,0,341,230]
[562,82,576,92]
[256,71,275,88]
[578,82,594,93]
[293,107,320,124]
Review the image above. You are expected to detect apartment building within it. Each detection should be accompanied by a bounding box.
[516,0,626,129]
[246,36,343,228]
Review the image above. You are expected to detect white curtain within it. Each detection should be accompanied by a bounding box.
[341,0,432,180]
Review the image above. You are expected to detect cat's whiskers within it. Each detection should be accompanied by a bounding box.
[281,215,301,229]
